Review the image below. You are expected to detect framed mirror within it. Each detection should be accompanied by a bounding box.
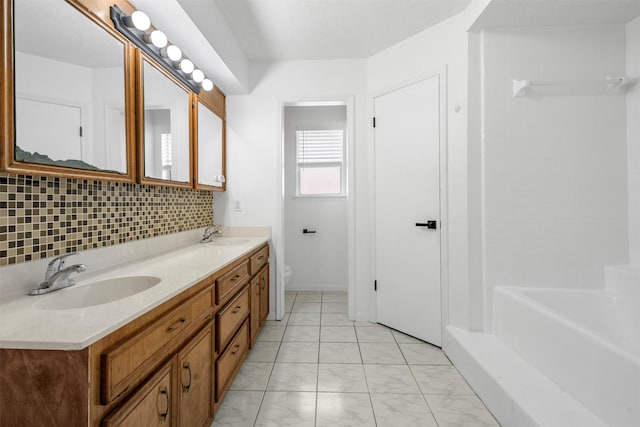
[138,55,192,186]
[1,0,136,181]
[194,98,225,190]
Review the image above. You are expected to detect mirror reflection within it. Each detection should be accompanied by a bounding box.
[143,60,190,183]
[14,0,127,173]
[197,102,223,187]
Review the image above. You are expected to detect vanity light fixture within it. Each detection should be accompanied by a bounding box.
[162,45,182,62]
[180,59,195,74]
[123,10,150,31]
[145,30,168,49]
[192,69,205,83]
[110,6,215,92]
[202,79,214,91]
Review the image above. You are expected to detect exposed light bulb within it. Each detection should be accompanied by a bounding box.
[201,79,214,91]
[162,45,182,62]
[180,59,194,74]
[192,69,205,83]
[145,30,168,48]
[124,10,150,31]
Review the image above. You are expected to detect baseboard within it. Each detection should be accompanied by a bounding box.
[286,284,348,292]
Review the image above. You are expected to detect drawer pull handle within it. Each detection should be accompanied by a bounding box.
[167,318,186,333]
[157,387,169,420]
[257,255,264,260]
[232,305,242,314]
[182,363,192,392]
[230,274,241,282]
[230,344,241,355]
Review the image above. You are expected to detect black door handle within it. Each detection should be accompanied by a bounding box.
[416,221,437,229]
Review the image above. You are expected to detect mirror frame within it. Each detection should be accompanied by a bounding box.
[136,50,193,188]
[0,0,137,182]
[193,89,226,191]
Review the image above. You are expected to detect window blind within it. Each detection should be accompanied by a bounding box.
[296,129,344,165]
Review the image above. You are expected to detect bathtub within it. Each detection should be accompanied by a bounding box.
[493,271,640,427]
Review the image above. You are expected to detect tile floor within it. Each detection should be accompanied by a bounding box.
[211,291,500,427]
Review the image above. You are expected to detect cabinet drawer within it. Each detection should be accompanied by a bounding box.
[250,245,269,276]
[216,286,250,352]
[215,321,249,402]
[102,360,173,427]
[101,288,214,404]
[216,260,250,305]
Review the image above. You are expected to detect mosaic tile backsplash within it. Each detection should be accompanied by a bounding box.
[0,173,214,266]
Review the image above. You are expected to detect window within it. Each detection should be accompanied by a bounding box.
[296,129,345,196]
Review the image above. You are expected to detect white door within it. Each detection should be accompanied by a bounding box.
[374,75,442,346]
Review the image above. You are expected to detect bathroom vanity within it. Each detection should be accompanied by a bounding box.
[0,237,270,427]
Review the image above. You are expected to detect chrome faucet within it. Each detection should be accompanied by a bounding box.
[200,226,222,243]
[28,253,87,295]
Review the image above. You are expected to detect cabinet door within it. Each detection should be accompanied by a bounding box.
[259,265,270,325]
[102,361,173,427]
[177,325,213,427]
[250,275,261,346]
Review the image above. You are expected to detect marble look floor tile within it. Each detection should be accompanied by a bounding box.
[353,321,380,327]
[256,325,286,342]
[425,394,500,427]
[391,329,426,344]
[355,326,395,342]
[410,365,475,395]
[283,325,320,342]
[276,342,319,363]
[267,363,318,391]
[288,312,321,325]
[400,343,451,365]
[363,364,420,394]
[230,362,273,391]
[254,391,316,427]
[316,392,376,427]
[285,301,294,313]
[285,291,298,297]
[321,313,354,326]
[265,314,290,326]
[317,364,368,392]
[322,293,347,302]
[319,342,362,364]
[321,302,348,313]
[211,390,264,427]
[295,293,322,302]
[358,343,405,364]
[371,393,438,427]
[291,302,322,313]
[246,342,281,363]
[320,326,357,342]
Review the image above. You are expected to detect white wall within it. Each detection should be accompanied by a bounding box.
[627,17,640,265]
[481,26,629,325]
[366,5,485,330]
[284,105,348,291]
[217,59,367,319]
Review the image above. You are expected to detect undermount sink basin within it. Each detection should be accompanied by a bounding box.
[208,238,250,246]
[36,276,161,310]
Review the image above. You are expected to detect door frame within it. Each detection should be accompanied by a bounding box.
[276,96,357,321]
[370,66,450,336]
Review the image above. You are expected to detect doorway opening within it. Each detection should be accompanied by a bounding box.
[277,98,356,321]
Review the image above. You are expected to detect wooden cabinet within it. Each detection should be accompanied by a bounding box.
[259,264,270,325]
[0,242,269,427]
[177,326,214,427]
[250,274,261,346]
[101,361,173,427]
[215,321,249,402]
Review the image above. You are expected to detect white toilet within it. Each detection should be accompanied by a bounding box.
[284,264,293,289]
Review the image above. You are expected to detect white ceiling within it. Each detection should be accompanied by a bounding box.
[213,0,472,61]
[470,0,640,31]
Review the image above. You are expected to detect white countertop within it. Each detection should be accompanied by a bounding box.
[0,235,269,350]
